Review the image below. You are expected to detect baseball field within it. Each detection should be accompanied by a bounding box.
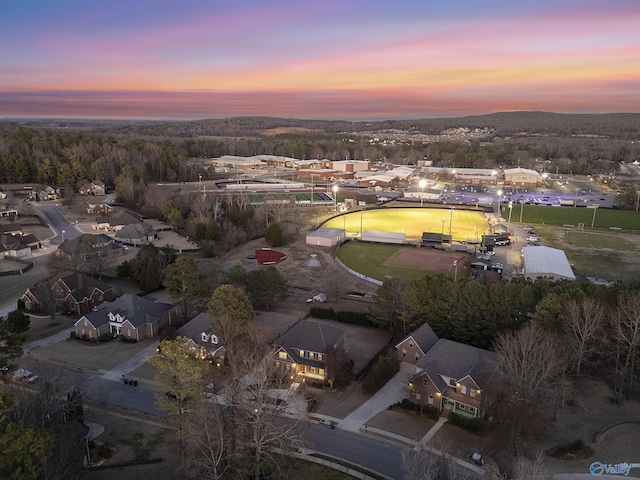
[322,207,490,242]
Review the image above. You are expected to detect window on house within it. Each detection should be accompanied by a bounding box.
[428,395,434,405]
[423,378,429,388]
[469,407,476,414]
[318,368,325,377]
[402,349,407,357]
[313,352,319,360]
[470,390,476,398]
[461,385,467,395]
[458,403,466,411]
[84,319,87,326]
[409,342,413,348]
[278,351,287,359]
[300,350,305,358]
[415,353,420,361]
[449,379,456,387]
[318,354,323,361]
[416,393,421,400]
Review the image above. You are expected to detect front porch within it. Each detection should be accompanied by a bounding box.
[442,397,478,418]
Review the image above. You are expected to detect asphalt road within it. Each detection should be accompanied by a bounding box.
[35,204,81,244]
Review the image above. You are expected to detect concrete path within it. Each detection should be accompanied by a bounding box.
[417,416,448,446]
[339,361,414,432]
[100,340,160,381]
[24,328,73,352]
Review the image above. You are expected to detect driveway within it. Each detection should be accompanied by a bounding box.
[338,361,414,432]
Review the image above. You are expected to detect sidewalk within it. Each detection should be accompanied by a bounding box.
[339,362,414,432]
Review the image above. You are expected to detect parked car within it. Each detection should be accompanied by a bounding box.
[527,236,539,243]
[14,368,38,383]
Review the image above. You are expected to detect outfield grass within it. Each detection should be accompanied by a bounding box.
[336,242,464,282]
[563,232,637,251]
[506,204,640,230]
[323,207,490,242]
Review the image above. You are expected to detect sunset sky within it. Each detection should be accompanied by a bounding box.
[1,0,638,120]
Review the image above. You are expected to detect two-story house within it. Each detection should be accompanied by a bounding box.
[21,271,115,315]
[271,319,347,384]
[74,293,176,341]
[176,312,226,364]
[398,326,501,419]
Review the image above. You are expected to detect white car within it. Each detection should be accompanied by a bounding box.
[527,236,539,243]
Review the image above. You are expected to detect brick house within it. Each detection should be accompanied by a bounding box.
[398,325,501,419]
[271,319,347,384]
[21,271,115,315]
[74,294,176,341]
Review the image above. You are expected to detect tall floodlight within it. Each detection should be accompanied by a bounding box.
[419,179,427,207]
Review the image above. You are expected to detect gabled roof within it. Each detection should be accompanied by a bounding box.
[177,312,215,341]
[414,339,500,392]
[522,246,575,280]
[58,271,112,302]
[396,323,439,354]
[272,320,346,365]
[77,294,172,329]
[0,223,22,234]
[58,233,114,255]
[109,209,143,227]
[114,222,156,241]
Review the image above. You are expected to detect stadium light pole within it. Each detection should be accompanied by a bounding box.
[419,178,427,207]
[591,205,598,228]
[310,175,315,207]
[636,191,640,212]
[449,207,454,236]
[508,201,513,225]
[332,185,338,212]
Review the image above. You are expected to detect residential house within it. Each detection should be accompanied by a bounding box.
[74,293,175,341]
[0,233,35,258]
[79,180,107,196]
[108,209,144,231]
[58,234,123,261]
[21,271,115,315]
[271,319,347,383]
[114,222,158,246]
[87,203,114,216]
[0,223,22,235]
[176,312,226,363]
[38,186,59,201]
[395,323,439,365]
[404,335,501,419]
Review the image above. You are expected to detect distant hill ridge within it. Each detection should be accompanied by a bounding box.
[5,111,640,140]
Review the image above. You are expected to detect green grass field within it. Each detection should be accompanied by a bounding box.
[563,232,637,251]
[505,204,640,230]
[323,207,490,242]
[336,242,438,281]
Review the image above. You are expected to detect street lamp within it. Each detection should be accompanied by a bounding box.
[61,230,65,242]
[332,185,338,212]
[496,189,503,217]
[419,178,427,207]
[199,174,204,195]
[453,260,458,282]
[636,191,640,212]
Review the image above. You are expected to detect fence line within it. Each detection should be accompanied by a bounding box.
[334,254,383,287]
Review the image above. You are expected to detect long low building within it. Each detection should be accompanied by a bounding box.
[522,246,575,281]
[306,227,345,247]
[361,230,406,244]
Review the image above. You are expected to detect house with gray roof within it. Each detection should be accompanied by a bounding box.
[74,293,176,341]
[176,312,226,363]
[401,327,501,419]
[58,233,122,261]
[22,271,114,315]
[395,323,439,364]
[271,319,347,384]
[114,222,158,246]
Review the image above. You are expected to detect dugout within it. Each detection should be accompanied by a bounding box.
[420,232,452,248]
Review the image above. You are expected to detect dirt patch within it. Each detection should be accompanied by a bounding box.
[386,248,469,274]
[311,381,371,419]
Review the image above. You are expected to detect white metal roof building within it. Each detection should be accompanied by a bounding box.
[306,227,345,247]
[522,246,575,281]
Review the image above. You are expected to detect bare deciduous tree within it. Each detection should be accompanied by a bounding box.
[494,323,568,452]
[563,297,606,403]
[611,291,640,402]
